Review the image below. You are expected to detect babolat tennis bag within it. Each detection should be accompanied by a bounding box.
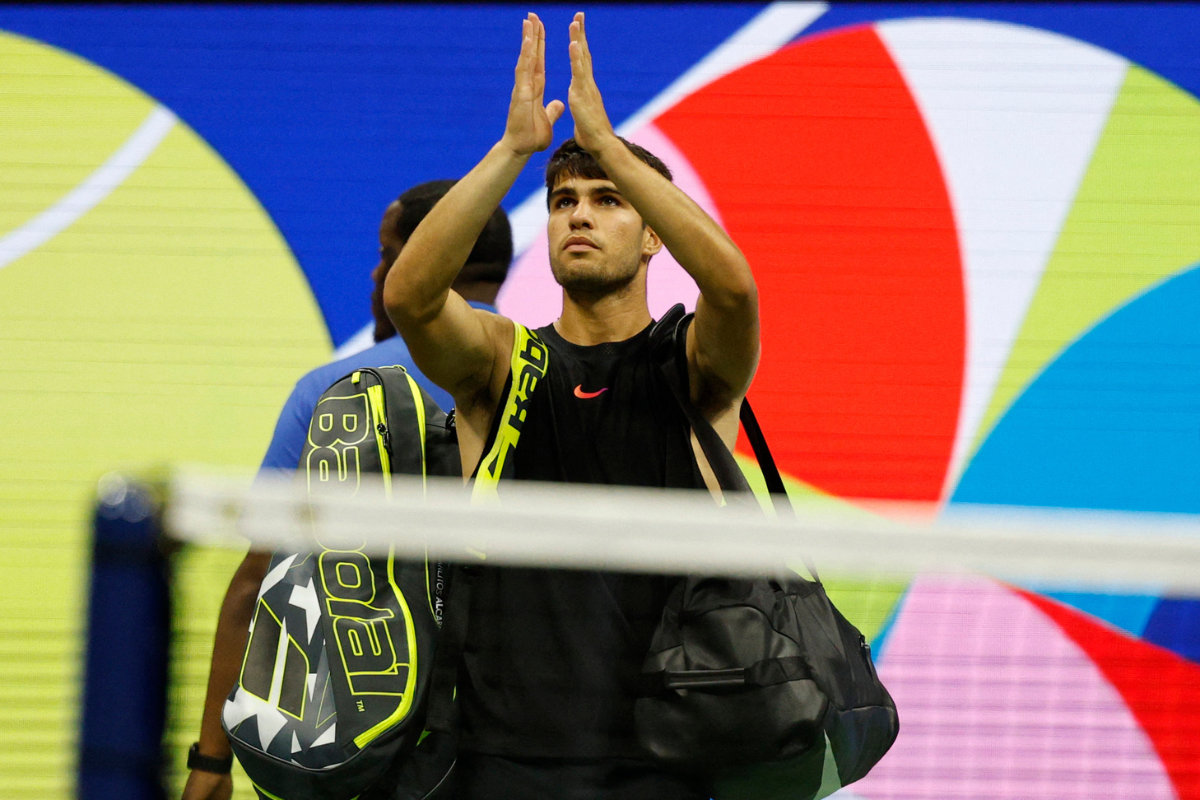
[636,306,899,800]
[222,366,461,800]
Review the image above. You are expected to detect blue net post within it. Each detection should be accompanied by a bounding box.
[79,475,172,800]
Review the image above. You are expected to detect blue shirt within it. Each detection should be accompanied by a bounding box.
[258,302,495,472]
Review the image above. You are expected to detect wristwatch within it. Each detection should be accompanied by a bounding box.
[187,742,233,775]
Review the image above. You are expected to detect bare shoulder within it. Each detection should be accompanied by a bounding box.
[686,324,757,412]
[453,310,517,478]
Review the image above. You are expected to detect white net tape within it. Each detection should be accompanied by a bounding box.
[167,470,1200,589]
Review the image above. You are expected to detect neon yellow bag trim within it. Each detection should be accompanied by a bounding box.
[351,546,420,749]
[472,323,548,501]
[402,370,428,488]
[353,369,426,748]
[366,383,392,495]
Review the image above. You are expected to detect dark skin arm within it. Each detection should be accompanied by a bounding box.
[180,551,269,800]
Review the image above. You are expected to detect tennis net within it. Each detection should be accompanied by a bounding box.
[89,469,1200,800]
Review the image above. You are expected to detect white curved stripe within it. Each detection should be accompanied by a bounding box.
[0,105,177,271]
[616,1,830,142]
[505,1,829,259]
[876,20,1128,502]
[332,321,375,359]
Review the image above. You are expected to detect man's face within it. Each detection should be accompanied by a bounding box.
[547,175,661,296]
[371,201,405,342]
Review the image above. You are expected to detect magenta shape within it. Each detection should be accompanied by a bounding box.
[846,575,1174,800]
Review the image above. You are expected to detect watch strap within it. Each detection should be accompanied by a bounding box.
[187,742,233,774]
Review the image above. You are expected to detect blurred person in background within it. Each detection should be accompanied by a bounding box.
[384,13,758,800]
[181,181,514,800]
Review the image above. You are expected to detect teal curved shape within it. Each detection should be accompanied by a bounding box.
[953,263,1200,513]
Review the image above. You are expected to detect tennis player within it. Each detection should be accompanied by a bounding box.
[384,13,759,799]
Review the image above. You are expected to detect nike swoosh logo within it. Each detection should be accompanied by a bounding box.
[574,385,608,399]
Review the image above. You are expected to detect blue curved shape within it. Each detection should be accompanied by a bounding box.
[1143,597,1200,664]
[953,264,1200,513]
[1040,590,1160,638]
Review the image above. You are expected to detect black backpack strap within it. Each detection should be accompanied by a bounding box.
[424,564,477,733]
[427,325,550,731]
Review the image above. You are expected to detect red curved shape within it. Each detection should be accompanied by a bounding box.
[1018,589,1200,800]
[657,25,964,501]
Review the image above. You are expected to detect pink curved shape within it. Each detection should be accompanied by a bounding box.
[854,576,1174,800]
[497,122,714,328]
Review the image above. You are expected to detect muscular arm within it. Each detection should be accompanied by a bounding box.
[382,144,521,406]
[567,14,759,430]
[384,14,563,442]
[180,550,269,800]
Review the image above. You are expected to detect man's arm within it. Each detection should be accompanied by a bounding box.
[566,14,759,426]
[384,14,563,415]
[180,551,270,800]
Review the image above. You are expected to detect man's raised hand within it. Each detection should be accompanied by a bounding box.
[501,13,564,157]
[567,12,617,154]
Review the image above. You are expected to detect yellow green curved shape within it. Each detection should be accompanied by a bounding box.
[977,65,1200,450]
[0,31,329,800]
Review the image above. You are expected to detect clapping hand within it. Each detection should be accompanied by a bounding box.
[501,13,564,157]
[567,12,617,154]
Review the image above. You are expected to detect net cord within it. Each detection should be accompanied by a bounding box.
[166,472,1200,590]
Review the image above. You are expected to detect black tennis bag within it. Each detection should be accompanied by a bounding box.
[636,307,899,800]
[223,366,461,800]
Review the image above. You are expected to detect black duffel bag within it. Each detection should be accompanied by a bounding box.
[638,306,899,800]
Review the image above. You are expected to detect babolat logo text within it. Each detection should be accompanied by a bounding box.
[474,326,549,493]
[318,550,409,696]
[507,335,547,434]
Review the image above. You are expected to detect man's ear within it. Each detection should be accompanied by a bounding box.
[642,225,664,259]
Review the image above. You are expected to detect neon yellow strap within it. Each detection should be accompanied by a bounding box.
[366,383,391,496]
[472,324,548,501]
[402,371,428,489]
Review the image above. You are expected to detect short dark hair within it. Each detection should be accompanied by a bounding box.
[394,179,513,283]
[544,138,672,201]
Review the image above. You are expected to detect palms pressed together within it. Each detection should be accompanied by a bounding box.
[501,12,617,158]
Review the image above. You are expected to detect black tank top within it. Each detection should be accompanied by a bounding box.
[458,321,705,759]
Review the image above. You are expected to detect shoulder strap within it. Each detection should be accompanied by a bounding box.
[427,324,549,730]
[470,323,549,500]
[424,563,475,733]
[651,306,815,578]
[738,401,791,516]
[651,305,790,512]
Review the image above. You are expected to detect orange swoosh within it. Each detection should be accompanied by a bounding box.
[573,385,608,399]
